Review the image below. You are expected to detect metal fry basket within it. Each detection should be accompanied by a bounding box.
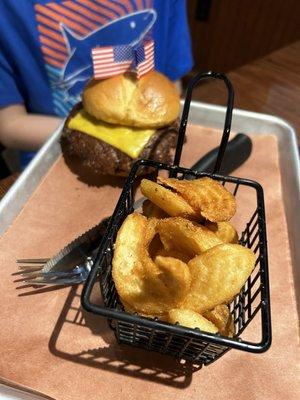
[82,71,271,366]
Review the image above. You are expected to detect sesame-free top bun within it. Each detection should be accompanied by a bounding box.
[82,71,180,128]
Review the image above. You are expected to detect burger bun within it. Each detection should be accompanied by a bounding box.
[83,71,180,129]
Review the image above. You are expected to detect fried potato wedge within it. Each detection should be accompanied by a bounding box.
[112,213,191,316]
[157,176,236,222]
[203,305,234,337]
[142,199,168,219]
[140,179,198,219]
[182,244,255,313]
[168,309,218,334]
[157,217,222,257]
[155,248,191,264]
[154,256,192,300]
[205,221,238,244]
[121,300,170,320]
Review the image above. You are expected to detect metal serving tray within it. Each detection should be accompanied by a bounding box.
[0,101,299,312]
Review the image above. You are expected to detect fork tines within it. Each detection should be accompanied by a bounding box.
[17,258,49,271]
[17,258,49,264]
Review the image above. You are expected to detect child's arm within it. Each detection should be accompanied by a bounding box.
[0,104,63,151]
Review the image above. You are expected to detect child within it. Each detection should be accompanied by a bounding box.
[0,0,193,167]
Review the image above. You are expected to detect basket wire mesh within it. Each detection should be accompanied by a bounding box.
[82,71,271,366]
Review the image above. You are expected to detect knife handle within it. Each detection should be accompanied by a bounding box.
[189,133,252,176]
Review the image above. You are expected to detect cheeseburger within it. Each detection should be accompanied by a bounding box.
[61,71,180,177]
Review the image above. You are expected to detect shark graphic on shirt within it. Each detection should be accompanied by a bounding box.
[55,10,156,98]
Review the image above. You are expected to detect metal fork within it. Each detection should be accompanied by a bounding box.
[16,197,146,286]
[16,257,93,286]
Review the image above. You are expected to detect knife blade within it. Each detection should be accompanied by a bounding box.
[41,133,252,272]
[41,218,110,273]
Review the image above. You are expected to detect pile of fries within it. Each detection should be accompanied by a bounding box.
[112,177,255,336]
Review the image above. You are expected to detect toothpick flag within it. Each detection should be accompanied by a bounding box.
[92,39,155,80]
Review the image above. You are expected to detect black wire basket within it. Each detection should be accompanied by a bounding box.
[82,71,272,366]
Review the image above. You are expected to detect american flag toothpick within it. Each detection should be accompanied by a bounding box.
[92,39,155,80]
[134,40,155,79]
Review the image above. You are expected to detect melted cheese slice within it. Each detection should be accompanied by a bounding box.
[68,110,156,159]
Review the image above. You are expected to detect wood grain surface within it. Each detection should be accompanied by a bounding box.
[185,41,300,140]
[187,0,300,72]
[0,173,19,200]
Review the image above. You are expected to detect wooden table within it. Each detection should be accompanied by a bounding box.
[0,172,19,200]
[187,41,300,141]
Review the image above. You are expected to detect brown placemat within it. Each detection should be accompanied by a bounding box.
[0,126,299,400]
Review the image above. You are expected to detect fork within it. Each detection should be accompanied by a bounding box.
[16,195,145,286]
[16,257,93,285]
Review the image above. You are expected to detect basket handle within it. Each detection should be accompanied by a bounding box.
[173,71,234,174]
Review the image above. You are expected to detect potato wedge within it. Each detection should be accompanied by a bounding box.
[157,176,236,222]
[154,256,192,300]
[155,248,191,264]
[112,213,191,316]
[182,244,255,313]
[205,221,238,244]
[140,179,198,219]
[157,217,222,257]
[142,199,168,219]
[203,304,235,337]
[168,309,218,334]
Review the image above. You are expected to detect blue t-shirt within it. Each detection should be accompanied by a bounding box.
[0,0,193,166]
